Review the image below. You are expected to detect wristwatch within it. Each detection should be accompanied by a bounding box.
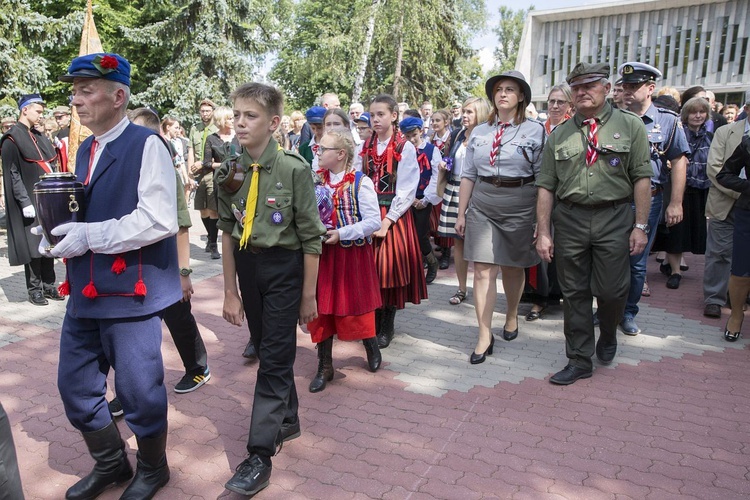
[633,223,650,234]
[179,267,193,277]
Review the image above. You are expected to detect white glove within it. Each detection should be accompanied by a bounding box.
[22,205,36,219]
[50,222,90,258]
[30,226,53,255]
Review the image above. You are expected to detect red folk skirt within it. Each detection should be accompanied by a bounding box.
[430,202,453,248]
[374,207,428,309]
[308,242,382,343]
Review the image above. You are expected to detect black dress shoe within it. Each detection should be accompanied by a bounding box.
[660,263,672,276]
[703,304,721,318]
[595,338,617,365]
[225,455,271,496]
[470,336,494,364]
[28,290,48,306]
[242,341,257,360]
[549,365,592,385]
[525,308,543,321]
[666,273,682,289]
[502,326,518,341]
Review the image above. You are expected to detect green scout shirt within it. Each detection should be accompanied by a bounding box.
[216,138,325,254]
[175,171,191,229]
[537,103,653,204]
[188,122,218,164]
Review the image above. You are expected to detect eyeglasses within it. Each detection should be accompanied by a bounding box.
[356,126,370,132]
[547,99,569,107]
[316,146,341,155]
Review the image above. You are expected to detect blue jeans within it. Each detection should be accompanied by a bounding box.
[623,191,663,320]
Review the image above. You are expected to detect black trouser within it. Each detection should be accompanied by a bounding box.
[24,256,56,292]
[163,299,208,375]
[235,246,302,458]
[0,402,24,500]
[411,203,433,256]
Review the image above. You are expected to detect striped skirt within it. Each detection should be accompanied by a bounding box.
[430,202,453,248]
[373,207,428,309]
[438,175,461,239]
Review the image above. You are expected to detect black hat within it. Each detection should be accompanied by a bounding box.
[485,71,532,104]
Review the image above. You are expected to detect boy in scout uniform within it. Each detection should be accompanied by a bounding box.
[536,62,653,385]
[617,62,689,335]
[216,82,325,497]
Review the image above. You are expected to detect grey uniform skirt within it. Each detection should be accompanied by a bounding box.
[463,180,540,268]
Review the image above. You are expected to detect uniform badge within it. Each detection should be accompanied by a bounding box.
[267,196,276,205]
[609,157,621,167]
[276,182,283,190]
[271,211,283,224]
[613,133,621,139]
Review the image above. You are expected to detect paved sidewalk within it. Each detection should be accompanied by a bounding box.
[1,213,749,499]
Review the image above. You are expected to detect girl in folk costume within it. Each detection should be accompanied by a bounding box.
[427,109,454,269]
[307,130,383,393]
[353,94,427,348]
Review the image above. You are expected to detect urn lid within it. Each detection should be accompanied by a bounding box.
[39,172,77,181]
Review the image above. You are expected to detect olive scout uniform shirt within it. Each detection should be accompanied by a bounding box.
[216,138,325,252]
[537,102,653,370]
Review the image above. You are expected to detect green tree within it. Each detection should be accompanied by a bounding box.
[492,5,534,74]
[0,0,82,105]
[125,0,292,122]
[270,0,485,111]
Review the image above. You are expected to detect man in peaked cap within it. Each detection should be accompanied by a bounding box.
[536,61,653,385]
[0,93,62,306]
[616,61,689,334]
[48,52,180,500]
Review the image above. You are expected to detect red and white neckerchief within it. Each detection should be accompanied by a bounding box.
[311,144,319,155]
[583,118,599,167]
[84,139,98,185]
[489,122,510,167]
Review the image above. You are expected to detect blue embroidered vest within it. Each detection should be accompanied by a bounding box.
[416,142,435,199]
[66,123,180,319]
[333,171,370,248]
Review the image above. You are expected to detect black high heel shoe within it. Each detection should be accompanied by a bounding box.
[502,325,519,341]
[724,323,741,342]
[470,336,494,364]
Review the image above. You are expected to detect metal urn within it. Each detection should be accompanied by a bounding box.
[33,172,85,249]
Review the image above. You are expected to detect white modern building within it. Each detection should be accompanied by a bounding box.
[517,0,749,107]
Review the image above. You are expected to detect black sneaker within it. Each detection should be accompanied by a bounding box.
[44,286,65,301]
[225,455,271,496]
[280,418,301,442]
[174,370,211,393]
[28,290,48,306]
[108,397,124,417]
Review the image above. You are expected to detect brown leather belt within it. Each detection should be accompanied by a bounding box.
[479,175,535,188]
[558,196,632,210]
[651,184,663,197]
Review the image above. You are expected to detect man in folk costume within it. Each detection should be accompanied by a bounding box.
[41,53,181,500]
[0,94,64,305]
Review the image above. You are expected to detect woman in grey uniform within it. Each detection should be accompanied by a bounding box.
[456,70,545,364]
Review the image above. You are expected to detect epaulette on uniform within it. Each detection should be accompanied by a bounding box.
[614,107,642,119]
[282,148,309,166]
[656,107,679,117]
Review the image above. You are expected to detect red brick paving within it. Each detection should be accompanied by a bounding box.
[2,253,750,499]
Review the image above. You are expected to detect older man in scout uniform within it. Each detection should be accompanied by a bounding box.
[536,62,653,385]
[49,52,180,499]
[617,62,689,334]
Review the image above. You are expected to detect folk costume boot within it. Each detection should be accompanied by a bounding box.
[65,421,133,500]
[309,337,334,393]
[377,306,397,349]
[362,337,382,372]
[374,309,382,337]
[119,430,170,500]
[425,252,439,284]
[439,247,451,270]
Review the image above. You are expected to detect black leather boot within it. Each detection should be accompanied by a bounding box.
[65,421,133,500]
[439,247,451,270]
[362,337,382,372]
[119,431,169,500]
[309,337,334,393]
[377,306,397,348]
[374,308,382,336]
[425,252,439,284]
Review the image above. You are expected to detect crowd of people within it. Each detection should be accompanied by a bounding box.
[0,49,749,499]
